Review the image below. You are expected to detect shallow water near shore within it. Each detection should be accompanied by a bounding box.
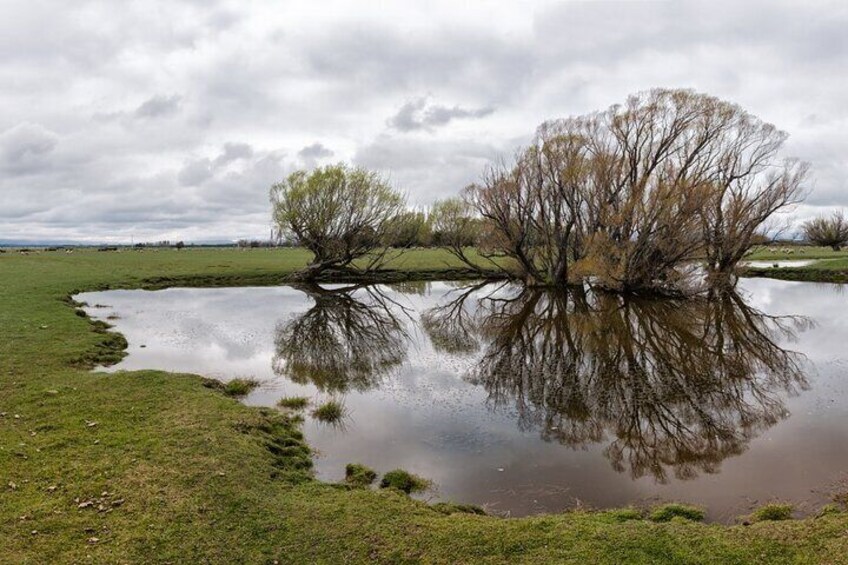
[77,278,848,522]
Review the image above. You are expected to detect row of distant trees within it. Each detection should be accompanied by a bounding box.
[269,88,835,294]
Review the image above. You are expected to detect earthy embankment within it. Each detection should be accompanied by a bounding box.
[745,267,848,283]
[2,248,848,564]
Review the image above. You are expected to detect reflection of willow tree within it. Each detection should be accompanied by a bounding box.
[423,286,810,482]
[420,282,493,355]
[273,284,410,392]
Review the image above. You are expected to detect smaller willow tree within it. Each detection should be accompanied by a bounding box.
[803,211,848,251]
[270,164,406,279]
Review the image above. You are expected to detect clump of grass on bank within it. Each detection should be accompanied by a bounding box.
[603,507,645,523]
[834,491,848,510]
[649,503,705,523]
[344,463,377,487]
[277,396,310,410]
[311,399,346,423]
[750,503,794,522]
[431,502,486,515]
[818,504,842,517]
[222,378,259,397]
[379,469,430,494]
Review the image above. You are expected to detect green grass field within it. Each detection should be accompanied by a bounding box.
[2,247,848,564]
[746,244,848,261]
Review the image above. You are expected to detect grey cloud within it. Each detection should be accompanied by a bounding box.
[213,142,254,166]
[135,95,182,119]
[0,122,59,175]
[180,143,257,186]
[354,134,506,203]
[177,158,214,186]
[300,24,534,105]
[388,98,495,132]
[298,142,333,160]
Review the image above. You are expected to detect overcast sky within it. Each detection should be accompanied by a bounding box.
[1,0,846,242]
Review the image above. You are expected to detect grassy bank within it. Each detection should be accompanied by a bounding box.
[746,244,848,261]
[2,248,848,564]
[741,245,848,283]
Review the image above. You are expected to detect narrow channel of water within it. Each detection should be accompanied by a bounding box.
[76,278,848,522]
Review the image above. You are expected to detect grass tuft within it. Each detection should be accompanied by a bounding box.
[344,463,377,487]
[649,503,705,523]
[222,378,260,397]
[277,396,310,410]
[379,469,431,494]
[751,503,793,522]
[818,504,842,517]
[431,502,486,516]
[603,507,645,523]
[311,399,346,423]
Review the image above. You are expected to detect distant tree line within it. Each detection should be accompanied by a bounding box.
[133,240,185,249]
[271,88,810,294]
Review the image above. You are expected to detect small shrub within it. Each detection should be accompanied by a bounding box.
[649,503,705,523]
[223,378,259,397]
[312,400,346,423]
[431,502,486,516]
[344,463,377,487]
[379,469,430,494]
[277,396,310,410]
[751,503,793,522]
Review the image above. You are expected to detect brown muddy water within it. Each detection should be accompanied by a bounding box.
[76,277,848,522]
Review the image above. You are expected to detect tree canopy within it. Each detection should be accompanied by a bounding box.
[270,164,406,278]
[442,88,808,293]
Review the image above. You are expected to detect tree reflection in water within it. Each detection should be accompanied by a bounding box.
[422,284,811,483]
[273,284,410,393]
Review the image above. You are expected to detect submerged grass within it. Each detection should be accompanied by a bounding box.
[277,395,310,410]
[311,399,347,424]
[2,248,848,563]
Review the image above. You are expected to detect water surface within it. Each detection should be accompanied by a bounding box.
[77,278,848,522]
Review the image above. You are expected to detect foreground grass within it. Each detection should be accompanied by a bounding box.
[2,248,848,564]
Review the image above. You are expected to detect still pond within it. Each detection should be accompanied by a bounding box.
[77,277,848,522]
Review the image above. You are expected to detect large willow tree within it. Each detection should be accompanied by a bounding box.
[438,89,808,293]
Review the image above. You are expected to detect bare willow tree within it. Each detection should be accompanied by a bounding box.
[465,130,594,285]
[573,92,716,293]
[803,211,848,251]
[690,99,808,283]
[441,88,809,294]
[270,164,406,279]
